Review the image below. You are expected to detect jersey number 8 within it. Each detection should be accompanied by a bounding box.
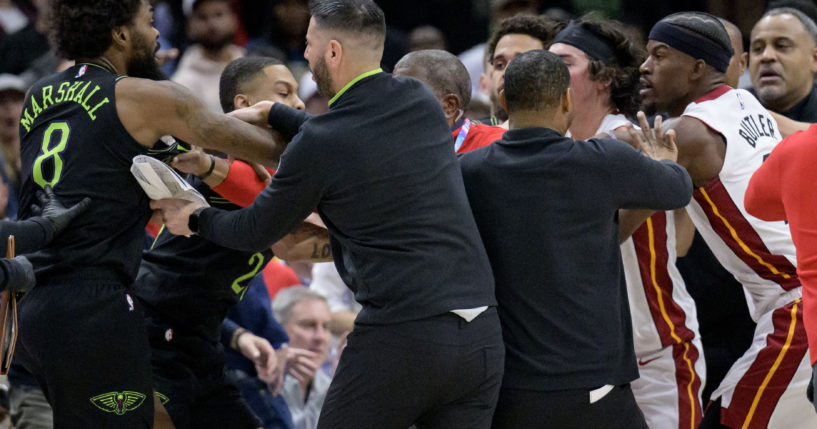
[33,121,70,188]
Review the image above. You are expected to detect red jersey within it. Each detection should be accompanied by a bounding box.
[452,119,506,154]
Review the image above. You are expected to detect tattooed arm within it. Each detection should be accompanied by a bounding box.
[115,78,285,166]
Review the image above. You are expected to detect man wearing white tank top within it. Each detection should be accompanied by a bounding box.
[551,16,706,429]
[639,11,817,429]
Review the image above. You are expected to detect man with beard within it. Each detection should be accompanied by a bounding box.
[173,0,244,112]
[14,0,281,427]
[638,12,817,428]
[153,0,504,427]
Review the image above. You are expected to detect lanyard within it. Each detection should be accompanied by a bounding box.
[454,118,471,152]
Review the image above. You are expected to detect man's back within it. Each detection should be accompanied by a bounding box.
[18,63,151,283]
[460,127,692,390]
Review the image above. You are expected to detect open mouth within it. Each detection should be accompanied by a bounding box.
[757,69,781,84]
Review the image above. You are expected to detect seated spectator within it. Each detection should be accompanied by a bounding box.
[0,74,25,218]
[273,287,332,429]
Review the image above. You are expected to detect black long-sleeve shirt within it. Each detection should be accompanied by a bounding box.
[459,127,693,391]
[198,71,496,325]
[0,216,54,290]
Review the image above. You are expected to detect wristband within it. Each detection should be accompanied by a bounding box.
[200,155,216,179]
[231,328,248,350]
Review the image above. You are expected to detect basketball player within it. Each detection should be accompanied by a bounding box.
[638,12,816,428]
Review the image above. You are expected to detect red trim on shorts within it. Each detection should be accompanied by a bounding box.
[694,85,731,103]
[631,212,695,347]
[694,179,799,290]
[673,341,703,429]
[720,300,808,428]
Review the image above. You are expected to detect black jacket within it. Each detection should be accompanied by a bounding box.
[199,71,496,325]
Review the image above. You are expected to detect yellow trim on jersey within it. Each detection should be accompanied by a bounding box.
[741,299,800,429]
[647,219,698,428]
[698,188,791,279]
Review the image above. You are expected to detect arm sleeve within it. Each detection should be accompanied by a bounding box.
[601,139,694,210]
[745,139,787,221]
[0,217,54,255]
[211,161,274,208]
[268,103,312,141]
[220,318,241,348]
[198,128,326,252]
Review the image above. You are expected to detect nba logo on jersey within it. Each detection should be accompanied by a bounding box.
[736,92,745,110]
[75,65,87,78]
[125,293,134,311]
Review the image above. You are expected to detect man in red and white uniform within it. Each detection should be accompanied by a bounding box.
[550,16,705,429]
[640,12,816,428]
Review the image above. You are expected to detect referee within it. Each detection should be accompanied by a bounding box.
[153,0,504,427]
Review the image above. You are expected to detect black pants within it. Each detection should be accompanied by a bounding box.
[145,314,261,429]
[16,280,154,428]
[492,384,648,429]
[318,307,504,429]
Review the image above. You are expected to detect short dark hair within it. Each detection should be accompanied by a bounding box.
[762,7,817,45]
[393,50,472,108]
[219,56,284,113]
[50,0,143,60]
[568,15,646,117]
[486,15,560,65]
[504,50,569,113]
[309,0,386,41]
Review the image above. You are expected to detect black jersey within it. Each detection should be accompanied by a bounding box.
[133,176,274,342]
[17,63,151,284]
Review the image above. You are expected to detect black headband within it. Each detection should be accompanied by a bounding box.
[648,21,733,73]
[551,22,616,62]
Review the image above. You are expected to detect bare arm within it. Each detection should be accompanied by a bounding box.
[768,110,810,138]
[116,78,284,166]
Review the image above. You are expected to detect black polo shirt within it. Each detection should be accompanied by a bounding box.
[459,127,693,391]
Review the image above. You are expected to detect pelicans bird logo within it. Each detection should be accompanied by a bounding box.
[90,391,146,415]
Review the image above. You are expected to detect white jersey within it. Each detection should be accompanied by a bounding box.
[682,86,800,320]
[595,114,701,354]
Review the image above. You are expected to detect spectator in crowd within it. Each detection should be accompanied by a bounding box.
[224,278,295,429]
[393,49,505,153]
[0,0,33,40]
[0,0,68,85]
[0,73,25,218]
[749,7,817,122]
[173,0,244,111]
[407,26,446,52]
[273,287,333,429]
[484,14,560,125]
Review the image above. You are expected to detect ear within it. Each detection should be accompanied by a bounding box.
[478,73,491,95]
[499,88,507,111]
[233,94,251,110]
[441,93,461,120]
[563,87,573,114]
[739,52,748,74]
[327,39,343,68]
[689,59,706,80]
[111,25,129,50]
[810,46,817,73]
